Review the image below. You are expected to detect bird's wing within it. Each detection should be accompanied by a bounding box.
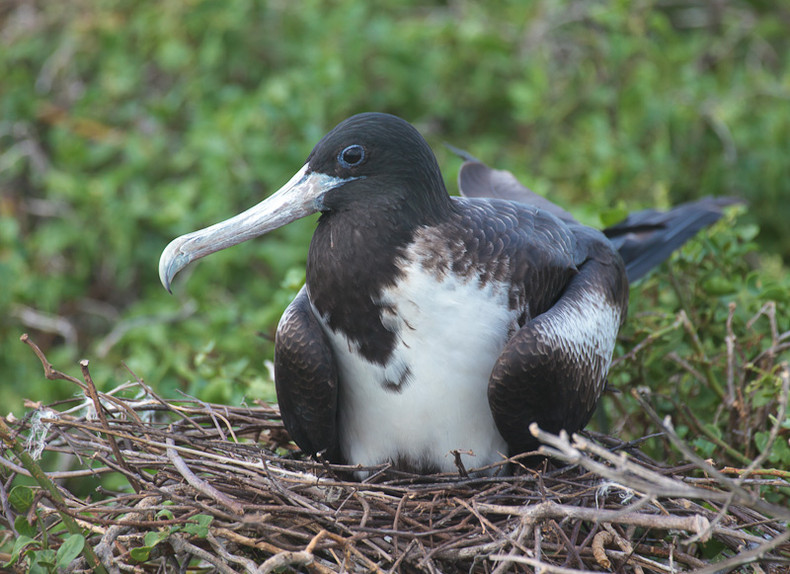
[603,197,742,282]
[459,159,740,284]
[274,286,340,461]
[458,160,578,224]
[488,227,629,455]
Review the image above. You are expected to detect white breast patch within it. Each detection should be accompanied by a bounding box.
[312,258,519,475]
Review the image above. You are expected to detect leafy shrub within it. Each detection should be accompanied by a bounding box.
[606,207,790,473]
[1,1,788,472]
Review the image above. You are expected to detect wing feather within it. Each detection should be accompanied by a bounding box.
[274,286,340,461]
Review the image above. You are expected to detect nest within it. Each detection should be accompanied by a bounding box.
[2,336,789,573]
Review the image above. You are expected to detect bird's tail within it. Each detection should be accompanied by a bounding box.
[602,197,742,282]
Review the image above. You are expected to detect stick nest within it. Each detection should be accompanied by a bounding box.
[3,338,789,573]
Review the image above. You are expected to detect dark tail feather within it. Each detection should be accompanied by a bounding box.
[603,197,743,283]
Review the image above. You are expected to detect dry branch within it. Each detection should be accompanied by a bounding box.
[1,337,788,573]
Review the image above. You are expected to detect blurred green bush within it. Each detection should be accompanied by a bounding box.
[1,0,788,468]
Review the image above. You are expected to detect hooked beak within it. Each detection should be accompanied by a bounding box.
[159,165,348,292]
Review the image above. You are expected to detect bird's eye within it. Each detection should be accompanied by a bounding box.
[338,144,365,168]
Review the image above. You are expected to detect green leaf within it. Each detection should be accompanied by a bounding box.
[129,546,153,562]
[768,438,790,466]
[55,534,85,569]
[143,529,169,547]
[32,548,57,569]
[9,485,35,513]
[692,437,716,458]
[28,561,51,574]
[14,514,37,538]
[754,431,769,453]
[182,514,213,537]
[702,276,735,296]
[4,535,37,567]
[155,508,175,521]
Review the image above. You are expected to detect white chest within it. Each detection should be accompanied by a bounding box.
[312,263,520,475]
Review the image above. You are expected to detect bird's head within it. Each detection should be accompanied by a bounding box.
[158,112,449,291]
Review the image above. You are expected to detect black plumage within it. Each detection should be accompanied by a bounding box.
[274,287,339,460]
[603,197,741,282]
[457,159,738,283]
[160,113,733,475]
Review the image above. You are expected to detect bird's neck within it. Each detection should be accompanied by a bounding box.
[306,209,414,366]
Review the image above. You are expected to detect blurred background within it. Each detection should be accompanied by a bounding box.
[1,1,789,463]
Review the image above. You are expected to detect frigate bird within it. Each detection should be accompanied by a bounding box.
[159,113,734,475]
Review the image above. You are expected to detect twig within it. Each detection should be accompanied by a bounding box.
[165,437,245,515]
[674,399,752,465]
[170,533,237,574]
[603,523,644,574]
[683,528,790,574]
[95,495,161,567]
[11,335,789,573]
[725,301,737,407]
[81,359,142,493]
[123,364,206,433]
[20,333,87,390]
[205,530,259,574]
[258,549,314,573]
[611,312,685,367]
[489,519,532,574]
[0,417,108,574]
[735,362,789,484]
[0,453,110,479]
[631,389,790,521]
[534,426,724,502]
[213,527,291,556]
[476,500,724,543]
[720,466,790,480]
[678,310,726,400]
[489,554,600,573]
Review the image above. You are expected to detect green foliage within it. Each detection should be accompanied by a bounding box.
[129,514,213,564]
[1,1,788,473]
[604,206,790,470]
[9,484,35,513]
[3,518,86,573]
[1,480,212,571]
[55,534,86,569]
